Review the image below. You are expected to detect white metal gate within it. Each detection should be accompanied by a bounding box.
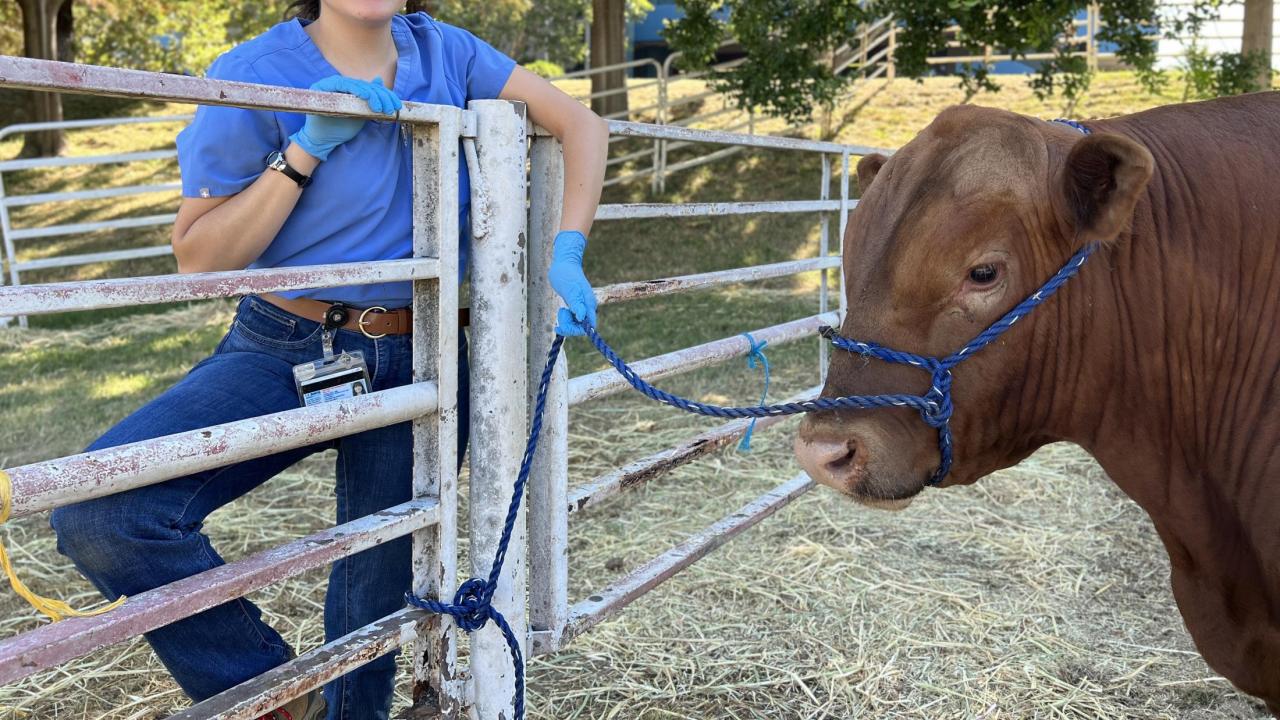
[0,53,891,719]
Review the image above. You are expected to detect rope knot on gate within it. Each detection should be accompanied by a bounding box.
[414,577,492,632]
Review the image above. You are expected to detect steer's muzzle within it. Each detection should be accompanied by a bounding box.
[794,411,935,510]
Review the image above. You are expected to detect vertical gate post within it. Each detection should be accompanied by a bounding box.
[0,170,18,327]
[526,131,570,656]
[408,113,463,717]
[838,151,850,323]
[466,99,529,720]
[818,153,831,382]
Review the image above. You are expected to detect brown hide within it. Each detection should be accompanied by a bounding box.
[794,93,1280,711]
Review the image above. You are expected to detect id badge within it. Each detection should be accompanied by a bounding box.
[294,350,372,407]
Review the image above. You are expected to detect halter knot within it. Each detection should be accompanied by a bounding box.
[921,368,954,429]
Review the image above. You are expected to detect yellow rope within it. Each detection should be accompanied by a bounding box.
[0,470,125,622]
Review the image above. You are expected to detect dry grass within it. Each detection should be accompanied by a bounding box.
[0,72,1272,718]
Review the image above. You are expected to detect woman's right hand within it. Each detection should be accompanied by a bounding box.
[289,75,402,161]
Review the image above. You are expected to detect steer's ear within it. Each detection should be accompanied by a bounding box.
[857,153,888,193]
[1060,133,1154,245]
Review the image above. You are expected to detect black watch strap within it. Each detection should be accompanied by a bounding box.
[265,150,312,188]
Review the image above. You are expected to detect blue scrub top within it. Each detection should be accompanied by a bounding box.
[176,13,517,308]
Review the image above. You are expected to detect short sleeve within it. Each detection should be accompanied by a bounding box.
[176,53,281,198]
[435,21,518,101]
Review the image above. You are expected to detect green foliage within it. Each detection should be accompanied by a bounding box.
[666,0,1238,121]
[0,2,21,57]
[1181,45,1270,99]
[522,59,566,78]
[431,0,531,59]
[664,0,869,123]
[73,0,290,74]
[431,0,644,68]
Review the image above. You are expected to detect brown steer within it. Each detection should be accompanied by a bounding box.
[794,93,1280,712]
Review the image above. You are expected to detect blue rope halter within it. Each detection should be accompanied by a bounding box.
[581,241,1099,485]
[404,118,1095,718]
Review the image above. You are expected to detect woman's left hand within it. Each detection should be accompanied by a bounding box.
[548,230,597,336]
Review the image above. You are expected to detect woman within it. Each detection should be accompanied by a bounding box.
[48,1,608,718]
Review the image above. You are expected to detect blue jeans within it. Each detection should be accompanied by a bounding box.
[50,296,469,720]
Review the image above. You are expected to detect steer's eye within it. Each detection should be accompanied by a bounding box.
[968,264,999,285]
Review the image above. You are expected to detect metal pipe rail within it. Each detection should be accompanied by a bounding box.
[8,211,176,241]
[0,258,440,316]
[0,148,176,171]
[568,312,840,406]
[594,257,841,306]
[0,498,439,686]
[595,199,844,221]
[0,57,477,134]
[543,473,816,654]
[601,120,887,155]
[173,607,432,720]
[566,385,822,516]
[15,244,173,273]
[3,182,183,207]
[0,114,193,141]
[4,383,439,520]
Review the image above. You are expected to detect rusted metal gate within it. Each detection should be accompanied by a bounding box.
[0,53,890,719]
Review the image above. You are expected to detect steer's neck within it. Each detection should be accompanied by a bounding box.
[1045,98,1280,551]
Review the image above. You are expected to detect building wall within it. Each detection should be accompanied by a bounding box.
[1156,0,1280,70]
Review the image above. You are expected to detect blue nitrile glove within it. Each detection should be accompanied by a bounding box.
[549,230,597,337]
[289,76,402,161]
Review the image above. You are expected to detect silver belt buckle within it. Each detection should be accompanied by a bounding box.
[357,306,389,339]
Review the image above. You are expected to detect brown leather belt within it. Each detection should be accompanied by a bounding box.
[259,294,470,337]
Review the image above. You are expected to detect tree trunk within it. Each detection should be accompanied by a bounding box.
[589,0,628,119]
[56,0,74,62]
[1242,0,1274,91]
[17,0,70,158]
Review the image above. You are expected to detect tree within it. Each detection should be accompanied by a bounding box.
[16,0,74,157]
[590,0,628,117]
[665,0,1254,125]
[1241,0,1274,90]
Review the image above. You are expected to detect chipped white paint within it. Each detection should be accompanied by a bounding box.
[525,129,571,656]
[466,100,529,720]
[5,385,438,520]
[1,258,440,316]
[408,113,463,717]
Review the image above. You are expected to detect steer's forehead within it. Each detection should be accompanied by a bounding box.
[911,106,1045,200]
[849,107,1048,298]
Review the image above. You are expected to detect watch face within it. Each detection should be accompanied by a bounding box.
[267,151,286,170]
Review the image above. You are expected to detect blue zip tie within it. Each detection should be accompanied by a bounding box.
[737,332,770,451]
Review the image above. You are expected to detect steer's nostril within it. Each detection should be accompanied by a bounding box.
[794,433,868,492]
[824,441,859,474]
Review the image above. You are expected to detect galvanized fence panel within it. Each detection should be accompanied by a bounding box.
[0,115,192,327]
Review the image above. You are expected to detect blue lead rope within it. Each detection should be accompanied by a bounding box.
[407,241,1100,719]
[405,118,1098,719]
[405,335,565,720]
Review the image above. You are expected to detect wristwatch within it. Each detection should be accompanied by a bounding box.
[265,150,312,188]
